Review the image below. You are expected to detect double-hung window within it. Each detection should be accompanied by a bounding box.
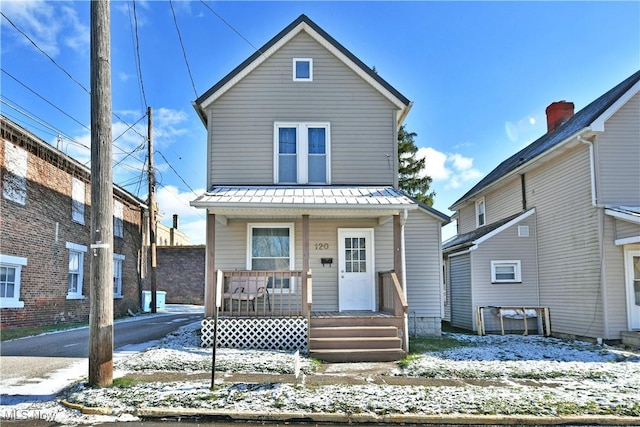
[0,254,27,308]
[275,122,330,184]
[3,141,27,205]
[491,260,522,283]
[66,242,87,299]
[113,254,125,298]
[476,198,486,227]
[247,223,295,292]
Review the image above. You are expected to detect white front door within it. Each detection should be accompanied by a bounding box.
[338,228,375,311]
[624,247,640,330]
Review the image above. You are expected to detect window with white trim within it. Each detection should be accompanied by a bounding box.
[476,198,486,227]
[71,177,85,224]
[491,260,522,283]
[247,223,295,292]
[113,254,125,298]
[3,141,27,205]
[66,242,87,299]
[114,200,124,238]
[274,122,330,184]
[293,58,312,81]
[0,254,27,308]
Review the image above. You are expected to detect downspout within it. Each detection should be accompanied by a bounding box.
[400,208,409,352]
[578,136,597,207]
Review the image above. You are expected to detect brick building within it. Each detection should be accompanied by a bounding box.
[1,116,148,328]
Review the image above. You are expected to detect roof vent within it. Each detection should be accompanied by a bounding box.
[545,100,574,134]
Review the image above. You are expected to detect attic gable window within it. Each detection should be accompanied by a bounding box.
[293,58,313,81]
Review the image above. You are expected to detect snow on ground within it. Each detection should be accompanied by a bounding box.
[2,315,639,425]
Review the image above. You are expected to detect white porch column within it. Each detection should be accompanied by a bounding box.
[205,212,215,317]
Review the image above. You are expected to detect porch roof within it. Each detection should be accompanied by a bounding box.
[190,186,418,216]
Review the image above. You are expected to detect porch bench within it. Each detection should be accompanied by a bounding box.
[224,275,271,312]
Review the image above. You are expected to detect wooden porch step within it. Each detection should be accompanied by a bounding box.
[310,316,403,329]
[310,336,401,350]
[309,348,405,363]
[310,325,398,338]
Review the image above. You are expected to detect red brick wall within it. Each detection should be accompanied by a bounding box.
[1,124,145,329]
[142,246,205,305]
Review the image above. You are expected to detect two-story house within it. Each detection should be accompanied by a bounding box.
[190,15,449,361]
[1,116,148,329]
[443,70,640,346]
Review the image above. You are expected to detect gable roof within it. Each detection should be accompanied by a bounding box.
[443,208,535,253]
[450,70,640,211]
[194,14,412,126]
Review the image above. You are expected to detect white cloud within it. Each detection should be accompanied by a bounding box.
[1,1,88,56]
[416,147,483,190]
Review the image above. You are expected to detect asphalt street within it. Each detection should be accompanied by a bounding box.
[0,309,203,388]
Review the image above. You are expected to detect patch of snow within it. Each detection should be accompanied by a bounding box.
[2,322,639,424]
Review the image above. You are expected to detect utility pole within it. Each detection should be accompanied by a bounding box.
[147,106,157,314]
[89,0,113,387]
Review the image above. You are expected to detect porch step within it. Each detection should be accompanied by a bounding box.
[309,348,405,363]
[310,336,401,350]
[310,325,398,338]
[308,320,405,362]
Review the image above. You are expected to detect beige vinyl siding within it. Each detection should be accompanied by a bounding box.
[596,92,640,206]
[404,210,443,318]
[450,253,473,330]
[457,204,477,235]
[471,216,540,332]
[527,144,604,339]
[485,178,524,219]
[601,214,628,338]
[206,32,397,187]
[615,218,640,241]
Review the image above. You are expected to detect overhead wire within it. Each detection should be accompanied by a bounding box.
[131,0,148,108]
[198,1,265,55]
[156,150,198,196]
[169,0,198,99]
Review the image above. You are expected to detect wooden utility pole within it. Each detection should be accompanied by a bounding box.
[147,106,157,313]
[89,0,113,387]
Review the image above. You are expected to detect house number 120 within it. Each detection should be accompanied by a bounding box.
[315,243,329,250]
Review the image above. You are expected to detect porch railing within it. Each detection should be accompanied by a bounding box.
[378,270,408,350]
[215,269,311,318]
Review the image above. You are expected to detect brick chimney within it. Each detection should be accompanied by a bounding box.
[545,100,574,134]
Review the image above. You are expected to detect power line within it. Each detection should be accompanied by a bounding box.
[156,150,198,196]
[125,1,146,113]
[131,0,148,108]
[2,68,90,132]
[169,0,198,98]
[198,1,265,55]
[0,11,90,95]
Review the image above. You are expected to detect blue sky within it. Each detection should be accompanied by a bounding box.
[1,1,638,243]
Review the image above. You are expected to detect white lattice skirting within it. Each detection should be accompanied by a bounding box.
[201,317,308,351]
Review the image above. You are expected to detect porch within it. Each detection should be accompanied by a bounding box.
[201,269,408,362]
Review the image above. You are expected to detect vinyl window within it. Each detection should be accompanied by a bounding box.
[113,254,125,298]
[247,223,295,292]
[491,260,521,283]
[275,122,330,184]
[476,198,486,227]
[293,58,313,81]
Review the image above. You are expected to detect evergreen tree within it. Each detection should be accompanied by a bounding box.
[398,125,435,206]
